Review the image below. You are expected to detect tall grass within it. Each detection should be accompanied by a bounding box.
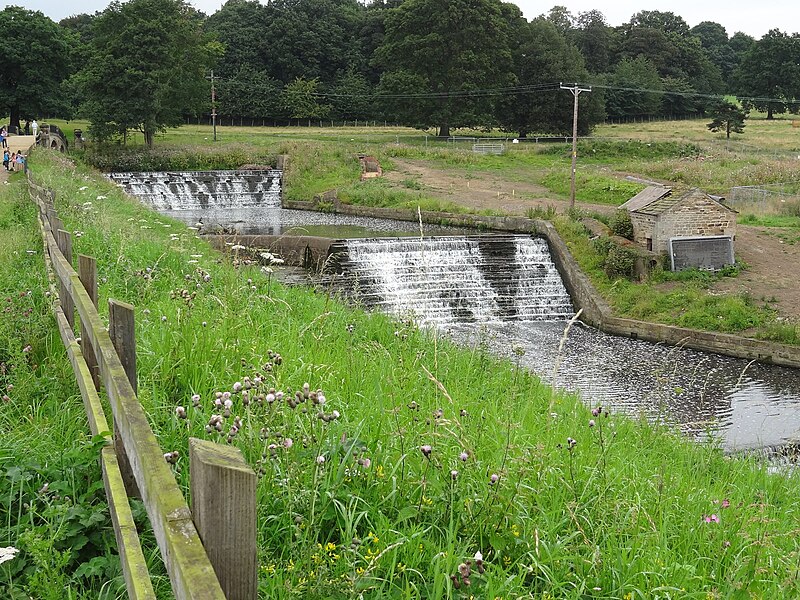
[21,149,800,599]
[0,172,173,599]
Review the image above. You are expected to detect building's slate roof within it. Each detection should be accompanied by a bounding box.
[619,186,672,212]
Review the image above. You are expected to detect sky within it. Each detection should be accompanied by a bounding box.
[16,0,799,39]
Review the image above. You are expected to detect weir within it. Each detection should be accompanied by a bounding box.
[325,235,573,325]
[109,170,282,211]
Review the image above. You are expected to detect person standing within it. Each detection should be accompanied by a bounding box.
[31,120,38,137]
[9,152,16,172]
[0,127,6,148]
[15,152,25,173]
[24,120,30,135]
[2,149,9,171]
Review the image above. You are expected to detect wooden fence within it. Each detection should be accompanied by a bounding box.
[26,173,258,600]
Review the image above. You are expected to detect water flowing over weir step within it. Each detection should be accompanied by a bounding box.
[324,235,574,325]
[109,170,282,211]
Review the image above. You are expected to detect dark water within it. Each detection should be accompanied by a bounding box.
[159,207,472,238]
[445,320,800,452]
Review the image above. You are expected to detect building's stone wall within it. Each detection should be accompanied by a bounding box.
[630,212,655,248]
[653,196,737,254]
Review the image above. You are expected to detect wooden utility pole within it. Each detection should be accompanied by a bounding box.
[560,83,591,209]
[210,70,217,142]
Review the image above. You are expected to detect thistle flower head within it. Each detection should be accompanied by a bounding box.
[420,445,432,457]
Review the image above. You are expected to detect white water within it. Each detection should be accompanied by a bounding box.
[109,170,282,211]
[328,235,573,325]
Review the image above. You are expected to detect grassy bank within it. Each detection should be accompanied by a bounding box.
[0,171,173,598]
[22,149,800,598]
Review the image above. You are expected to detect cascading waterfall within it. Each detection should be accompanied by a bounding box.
[325,234,574,325]
[109,170,282,211]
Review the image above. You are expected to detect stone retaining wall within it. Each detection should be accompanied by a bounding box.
[280,200,800,369]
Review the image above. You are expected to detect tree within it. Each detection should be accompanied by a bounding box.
[628,10,689,35]
[735,29,800,119]
[79,0,219,146]
[497,18,599,137]
[374,0,514,136]
[262,0,366,86]
[605,56,663,118]
[0,7,70,129]
[204,0,270,76]
[216,65,284,120]
[281,77,331,121]
[574,10,612,73]
[707,100,748,138]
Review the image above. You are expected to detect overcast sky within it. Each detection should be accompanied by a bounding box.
[16,0,799,39]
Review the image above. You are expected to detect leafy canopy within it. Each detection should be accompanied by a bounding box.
[0,6,70,128]
[78,0,220,146]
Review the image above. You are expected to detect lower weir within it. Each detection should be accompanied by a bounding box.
[324,235,573,325]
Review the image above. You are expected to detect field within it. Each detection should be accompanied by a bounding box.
[2,126,800,597]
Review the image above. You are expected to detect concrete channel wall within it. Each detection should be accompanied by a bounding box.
[233,200,800,369]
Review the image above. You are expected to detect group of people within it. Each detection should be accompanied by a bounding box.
[3,148,25,171]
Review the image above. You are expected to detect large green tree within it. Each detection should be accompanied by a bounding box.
[498,18,599,137]
[204,0,270,77]
[374,0,514,136]
[79,0,219,146]
[735,30,800,119]
[261,0,366,85]
[0,7,70,129]
[604,56,663,118]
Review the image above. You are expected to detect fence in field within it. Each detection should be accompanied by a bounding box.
[26,173,258,600]
[728,183,800,216]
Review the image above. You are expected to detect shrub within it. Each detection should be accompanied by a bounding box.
[604,244,637,279]
[77,144,276,172]
[592,236,615,258]
[609,210,634,240]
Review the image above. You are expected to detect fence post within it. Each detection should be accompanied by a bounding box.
[78,255,101,390]
[189,438,257,600]
[108,299,141,499]
[56,229,75,329]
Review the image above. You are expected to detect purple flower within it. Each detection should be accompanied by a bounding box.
[703,514,720,523]
[489,473,499,485]
[233,382,243,393]
[283,438,293,449]
[588,419,595,428]
[175,406,186,419]
[316,455,326,465]
[450,470,459,480]
[420,445,432,458]
[459,451,469,462]
[721,499,730,509]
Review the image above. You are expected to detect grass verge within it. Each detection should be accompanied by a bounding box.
[0,170,174,599]
[22,148,800,599]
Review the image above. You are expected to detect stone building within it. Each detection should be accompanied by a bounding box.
[620,187,737,254]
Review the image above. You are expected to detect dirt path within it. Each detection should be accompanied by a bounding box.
[384,158,617,216]
[710,226,800,320]
[383,158,800,322]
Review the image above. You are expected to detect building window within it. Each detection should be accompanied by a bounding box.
[646,238,653,251]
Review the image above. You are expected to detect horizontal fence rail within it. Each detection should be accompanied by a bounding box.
[26,172,257,599]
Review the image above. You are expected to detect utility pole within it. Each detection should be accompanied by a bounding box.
[560,82,591,209]
[210,70,217,142]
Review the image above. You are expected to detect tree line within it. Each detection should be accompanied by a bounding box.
[3,0,800,145]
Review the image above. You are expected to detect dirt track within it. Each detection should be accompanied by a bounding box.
[384,158,800,322]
